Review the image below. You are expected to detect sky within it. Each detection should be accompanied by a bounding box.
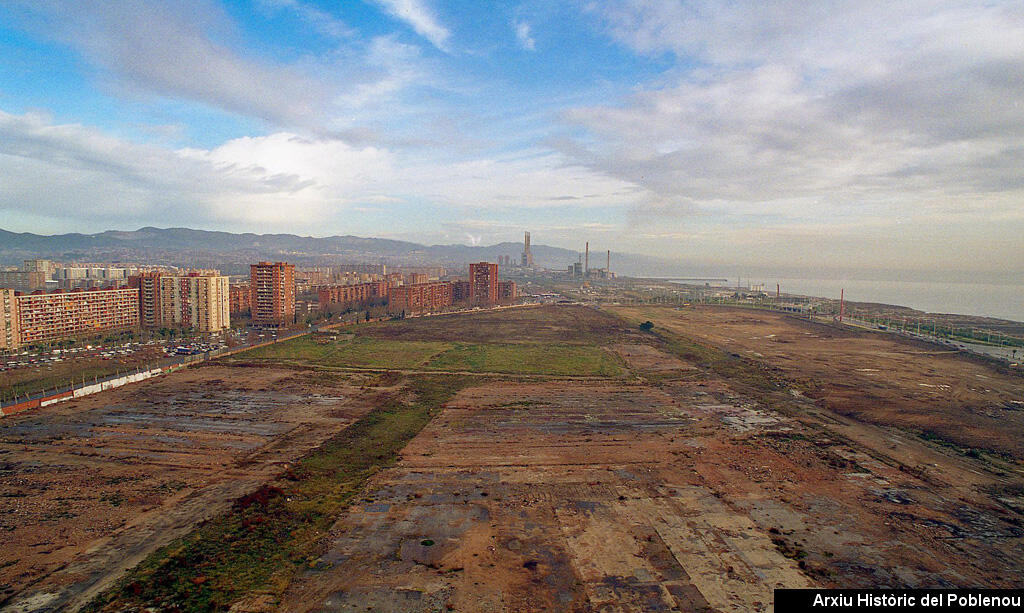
[0,0,1022,280]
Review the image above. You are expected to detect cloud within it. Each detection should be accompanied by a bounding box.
[514,20,536,51]
[570,1,1024,224]
[369,0,451,52]
[0,110,644,234]
[256,0,354,40]
[7,0,333,129]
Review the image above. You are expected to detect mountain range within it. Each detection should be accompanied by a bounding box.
[0,227,692,277]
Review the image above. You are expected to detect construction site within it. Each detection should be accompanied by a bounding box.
[1,305,1022,611]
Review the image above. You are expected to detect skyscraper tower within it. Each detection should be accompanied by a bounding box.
[521,231,534,268]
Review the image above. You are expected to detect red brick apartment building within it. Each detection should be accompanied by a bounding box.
[15,287,140,345]
[229,283,251,315]
[498,280,517,303]
[250,262,295,327]
[318,281,388,309]
[128,271,163,327]
[469,262,498,305]
[451,280,471,303]
[388,282,453,314]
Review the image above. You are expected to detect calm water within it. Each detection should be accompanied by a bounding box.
[762,278,1021,322]
[672,278,1024,323]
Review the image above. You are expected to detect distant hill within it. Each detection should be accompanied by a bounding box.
[0,227,693,277]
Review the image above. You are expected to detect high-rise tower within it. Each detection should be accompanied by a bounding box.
[521,232,534,268]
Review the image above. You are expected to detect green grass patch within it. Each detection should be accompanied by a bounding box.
[426,343,624,376]
[232,336,451,369]
[85,375,473,613]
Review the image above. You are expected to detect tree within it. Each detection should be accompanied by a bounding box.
[639,321,654,331]
[365,310,371,322]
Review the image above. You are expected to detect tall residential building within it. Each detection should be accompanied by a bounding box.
[1,288,19,350]
[16,287,139,345]
[250,262,295,327]
[159,273,230,332]
[469,262,499,305]
[128,271,164,327]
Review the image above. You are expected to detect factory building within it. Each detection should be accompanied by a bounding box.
[250,262,295,327]
[469,262,498,305]
[15,287,140,345]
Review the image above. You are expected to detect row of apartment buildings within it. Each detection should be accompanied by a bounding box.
[0,271,232,350]
[1,260,518,348]
[317,262,516,316]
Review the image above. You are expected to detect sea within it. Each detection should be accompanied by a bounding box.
[670,277,1024,323]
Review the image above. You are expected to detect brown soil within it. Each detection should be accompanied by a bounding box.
[614,306,1024,461]
[0,365,378,611]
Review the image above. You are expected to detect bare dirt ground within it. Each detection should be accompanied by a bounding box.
[613,306,1024,461]
[275,338,1024,611]
[4,304,1023,612]
[0,365,377,612]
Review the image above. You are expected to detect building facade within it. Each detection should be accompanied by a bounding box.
[498,280,517,303]
[318,282,388,309]
[250,262,295,327]
[0,270,47,292]
[229,283,251,315]
[388,282,453,314]
[1,288,19,350]
[469,262,499,305]
[15,287,139,345]
[159,273,230,332]
[128,271,164,327]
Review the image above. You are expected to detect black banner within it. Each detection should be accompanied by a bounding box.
[775,589,1024,612]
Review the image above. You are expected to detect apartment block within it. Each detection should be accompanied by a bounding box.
[451,280,471,303]
[229,283,251,315]
[404,273,429,285]
[318,282,388,309]
[469,262,498,305]
[159,273,230,332]
[498,280,517,303]
[250,262,295,327]
[128,271,164,327]
[1,288,19,350]
[16,287,139,345]
[0,270,47,292]
[388,282,453,314]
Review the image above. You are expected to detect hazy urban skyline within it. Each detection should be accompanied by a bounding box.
[1,1,1022,278]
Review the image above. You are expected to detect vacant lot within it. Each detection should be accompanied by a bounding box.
[357,305,642,344]
[242,336,452,369]
[232,306,634,377]
[4,303,1023,612]
[426,342,624,376]
[612,305,1024,460]
[0,366,379,611]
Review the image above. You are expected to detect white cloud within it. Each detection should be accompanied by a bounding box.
[370,0,451,52]
[7,0,332,129]
[569,1,1024,226]
[0,110,644,234]
[514,20,536,51]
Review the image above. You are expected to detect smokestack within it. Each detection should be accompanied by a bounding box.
[585,242,589,275]
[606,250,610,272]
[839,288,845,323]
